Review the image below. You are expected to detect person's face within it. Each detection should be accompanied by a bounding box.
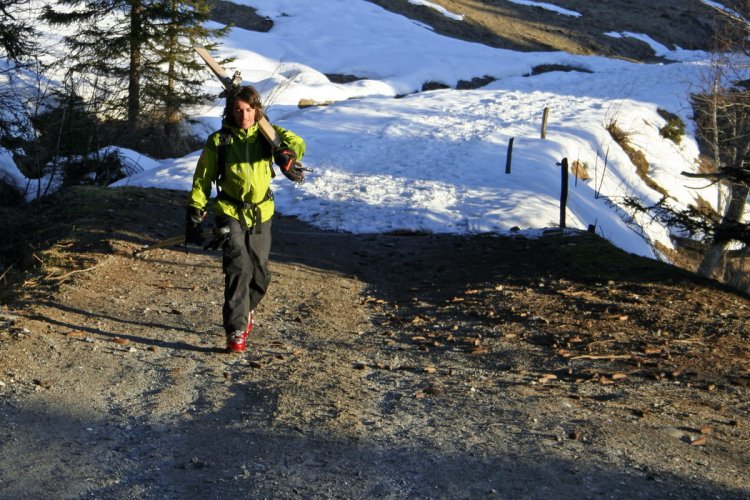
[232,98,256,129]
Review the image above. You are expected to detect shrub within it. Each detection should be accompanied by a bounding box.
[0,177,23,207]
[657,108,685,144]
[62,149,128,187]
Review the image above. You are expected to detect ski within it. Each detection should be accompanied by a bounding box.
[194,46,285,149]
[132,227,230,257]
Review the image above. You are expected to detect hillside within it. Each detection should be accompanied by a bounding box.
[212,0,718,62]
[367,0,717,61]
[0,185,749,497]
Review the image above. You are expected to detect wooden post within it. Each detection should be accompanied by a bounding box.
[505,137,514,174]
[560,157,569,228]
[541,107,550,139]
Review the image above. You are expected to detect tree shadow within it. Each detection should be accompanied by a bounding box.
[24,301,225,354]
[2,383,746,498]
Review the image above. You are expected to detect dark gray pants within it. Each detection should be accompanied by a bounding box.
[218,216,272,334]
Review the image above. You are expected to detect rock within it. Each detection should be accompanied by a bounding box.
[664,427,684,439]
[538,373,557,384]
[298,98,334,108]
[691,436,706,446]
[32,379,52,389]
[425,384,442,395]
[411,315,430,325]
[185,457,209,469]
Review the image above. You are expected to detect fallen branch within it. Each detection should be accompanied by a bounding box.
[47,256,113,282]
[0,264,13,283]
[570,354,632,361]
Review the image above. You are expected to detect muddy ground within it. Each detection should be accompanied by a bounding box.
[0,186,748,498]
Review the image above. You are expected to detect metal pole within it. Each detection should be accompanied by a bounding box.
[560,157,569,228]
[505,137,514,174]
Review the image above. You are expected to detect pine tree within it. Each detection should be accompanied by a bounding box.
[140,0,228,137]
[0,0,37,63]
[0,0,38,144]
[43,0,226,134]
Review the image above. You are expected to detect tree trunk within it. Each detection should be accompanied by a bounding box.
[710,79,723,213]
[164,0,180,137]
[127,0,143,124]
[698,181,749,278]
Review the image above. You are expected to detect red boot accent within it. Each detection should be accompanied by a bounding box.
[226,330,246,353]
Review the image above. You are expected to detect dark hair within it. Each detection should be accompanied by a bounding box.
[222,86,265,127]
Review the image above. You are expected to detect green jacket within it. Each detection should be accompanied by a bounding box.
[189,121,306,226]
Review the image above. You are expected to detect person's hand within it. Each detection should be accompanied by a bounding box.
[274,145,305,183]
[185,207,205,245]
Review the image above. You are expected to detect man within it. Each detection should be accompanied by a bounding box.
[186,85,306,352]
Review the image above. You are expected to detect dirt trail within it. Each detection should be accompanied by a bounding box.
[0,186,749,498]
[0,3,745,495]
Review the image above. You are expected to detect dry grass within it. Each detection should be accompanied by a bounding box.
[606,121,670,198]
[570,160,591,181]
[696,154,718,174]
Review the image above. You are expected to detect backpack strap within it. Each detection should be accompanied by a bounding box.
[217,188,274,234]
[216,127,232,185]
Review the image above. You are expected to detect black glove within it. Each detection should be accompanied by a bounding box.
[203,226,231,250]
[274,144,305,183]
[185,207,205,245]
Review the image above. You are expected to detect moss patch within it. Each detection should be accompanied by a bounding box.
[657,108,685,145]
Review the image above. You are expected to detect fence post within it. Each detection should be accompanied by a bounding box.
[559,157,568,228]
[541,107,550,139]
[505,137,514,174]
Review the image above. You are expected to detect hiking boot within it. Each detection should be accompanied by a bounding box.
[245,310,255,336]
[226,330,246,353]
